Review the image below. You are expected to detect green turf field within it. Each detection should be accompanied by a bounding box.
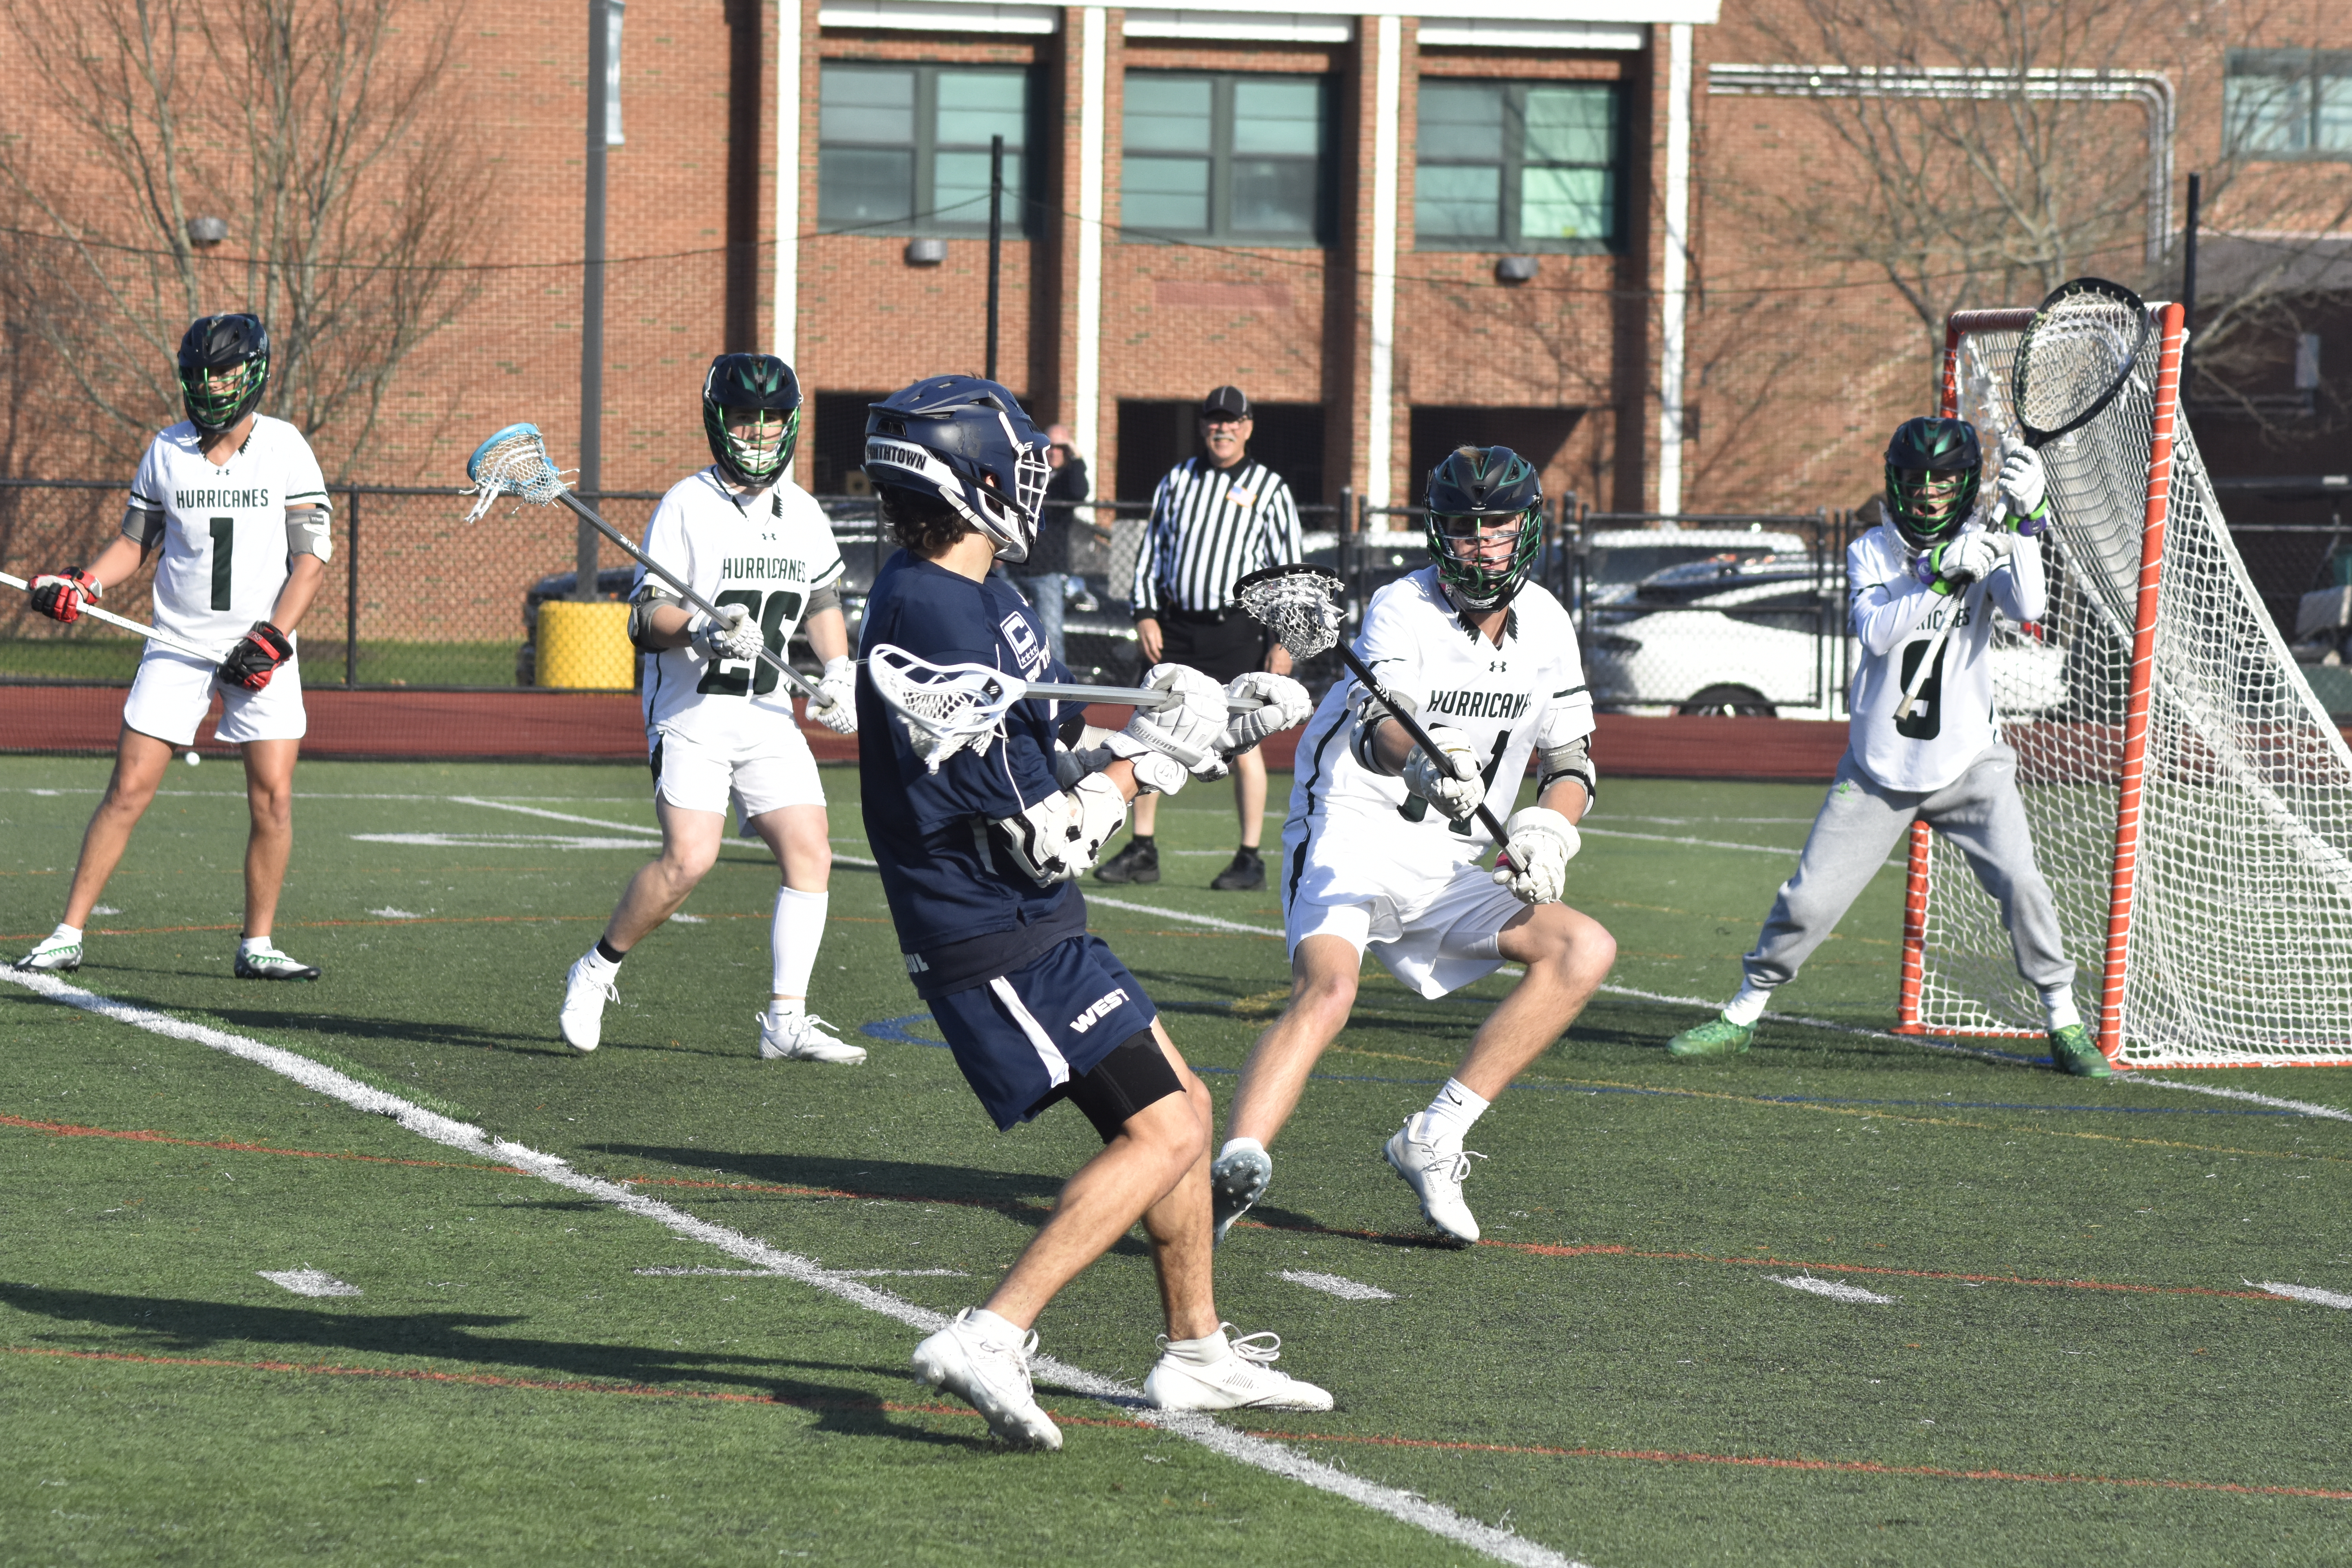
[2,754,2347,1566]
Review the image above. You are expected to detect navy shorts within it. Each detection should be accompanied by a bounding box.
[928,934,1161,1131]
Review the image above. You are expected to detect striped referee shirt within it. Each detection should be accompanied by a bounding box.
[1129,456,1305,615]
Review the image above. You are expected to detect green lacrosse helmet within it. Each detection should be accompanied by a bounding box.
[177,314,270,435]
[1883,416,1982,549]
[702,353,802,487]
[1425,445,1544,610]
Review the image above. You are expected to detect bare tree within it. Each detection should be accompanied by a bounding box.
[0,0,488,479]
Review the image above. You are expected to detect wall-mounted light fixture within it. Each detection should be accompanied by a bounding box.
[188,216,229,248]
[905,238,947,267]
[1495,256,1538,284]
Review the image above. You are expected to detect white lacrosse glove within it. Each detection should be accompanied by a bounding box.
[812,655,858,734]
[1399,726,1485,822]
[1105,663,1229,793]
[689,603,765,664]
[1219,670,1312,754]
[1916,531,2002,595]
[1997,445,2050,532]
[1491,805,1580,906]
[998,772,1131,886]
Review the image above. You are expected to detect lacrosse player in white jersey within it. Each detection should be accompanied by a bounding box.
[1664,417,2108,1077]
[15,314,330,982]
[1210,447,1619,1246]
[555,354,865,1063]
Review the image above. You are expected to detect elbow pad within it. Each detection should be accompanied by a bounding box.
[996,772,1129,886]
[804,582,842,619]
[1348,684,1421,775]
[286,508,332,562]
[625,582,676,652]
[122,505,165,548]
[1536,733,1597,808]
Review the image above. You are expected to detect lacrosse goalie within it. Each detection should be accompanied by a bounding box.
[1663,416,2107,1077]
[555,353,864,1062]
[1211,446,1617,1248]
[854,374,1328,1448]
[14,314,330,982]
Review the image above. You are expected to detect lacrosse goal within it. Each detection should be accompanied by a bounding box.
[1895,300,2352,1068]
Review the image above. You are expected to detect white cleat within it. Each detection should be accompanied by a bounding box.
[558,956,619,1053]
[1144,1327,1333,1413]
[1210,1145,1272,1245]
[911,1308,1062,1449]
[757,1011,866,1064]
[11,935,81,974]
[1382,1116,1487,1245]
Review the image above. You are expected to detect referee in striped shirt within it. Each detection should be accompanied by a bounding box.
[1098,385,1304,891]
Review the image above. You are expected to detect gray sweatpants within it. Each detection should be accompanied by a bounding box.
[1744,740,2074,993]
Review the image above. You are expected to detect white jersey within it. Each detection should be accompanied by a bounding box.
[128,416,332,650]
[1284,568,1595,888]
[637,467,845,746]
[1846,517,2046,793]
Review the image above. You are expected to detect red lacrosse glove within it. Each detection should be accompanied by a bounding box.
[27,569,100,624]
[216,621,294,691]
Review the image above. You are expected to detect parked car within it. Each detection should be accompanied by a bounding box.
[1575,527,1813,615]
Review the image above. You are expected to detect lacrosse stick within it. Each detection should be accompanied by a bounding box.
[1232,564,1515,855]
[1895,277,2153,722]
[867,643,1258,772]
[2,572,225,663]
[463,422,839,716]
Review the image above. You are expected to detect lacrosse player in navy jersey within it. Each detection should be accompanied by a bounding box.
[853,375,1327,1448]
[556,354,865,1062]
[15,314,330,982]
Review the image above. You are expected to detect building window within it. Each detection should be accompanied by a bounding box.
[1121,72,1329,243]
[2226,49,2352,159]
[1415,80,1622,251]
[818,63,1034,234]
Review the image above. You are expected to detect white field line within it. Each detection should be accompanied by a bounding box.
[351,832,657,852]
[1770,1274,1896,1305]
[451,796,662,834]
[2136,1080,2352,1125]
[366,908,422,920]
[1580,826,1804,857]
[633,1265,969,1279]
[2253,1280,2352,1309]
[0,968,1580,1568]
[259,1269,361,1298]
[1279,1270,1397,1302]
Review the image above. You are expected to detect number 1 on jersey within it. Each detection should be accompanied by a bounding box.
[209,517,234,611]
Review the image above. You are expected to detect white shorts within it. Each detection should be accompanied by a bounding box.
[122,645,307,748]
[1280,822,1526,1000]
[650,721,824,824]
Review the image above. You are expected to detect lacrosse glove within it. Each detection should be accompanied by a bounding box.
[1219,670,1312,755]
[689,603,766,664]
[1997,446,2053,536]
[26,569,99,624]
[217,621,295,691]
[998,772,1131,886]
[1492,806,1581,906]
[1913,532,2001,595]
[1400,726,1485,822]
[812,655,858,734]
[1104,663,1228,794]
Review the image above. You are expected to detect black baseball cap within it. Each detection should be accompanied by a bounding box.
[1201,385,1251,421]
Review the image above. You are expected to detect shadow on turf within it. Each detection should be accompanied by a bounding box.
[0,1283,987,1447]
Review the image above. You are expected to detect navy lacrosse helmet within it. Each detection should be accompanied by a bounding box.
[1425,445,1544,610]
[177,313,270,435]
[862,375,1049,562]
[702,353,801,488]
[1883,416,1982,550]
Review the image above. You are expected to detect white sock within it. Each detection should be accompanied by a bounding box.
[1417,1078,1490,1146]
[49,923,81,945]
[771,886,827,1009]
[1218,1136,1265,1164]
[2042,985,2081,1032]
[238,935,273,956]
[965,1308,1025,1348]
[1722,979,1773,1027]
[581,943,619,979]
[1160,1326,1230,1366]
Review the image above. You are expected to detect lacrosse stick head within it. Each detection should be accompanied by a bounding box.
[867,642,1025,773]
[1233,564,1347,661]
[464,423,568,522]
[2013,277,2152,446]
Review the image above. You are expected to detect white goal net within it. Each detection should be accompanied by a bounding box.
[1900,303,2352,1068]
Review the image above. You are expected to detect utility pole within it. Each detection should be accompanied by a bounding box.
[2181,171,2201,398]
[984,134,1004,383]
[578,0,624,596]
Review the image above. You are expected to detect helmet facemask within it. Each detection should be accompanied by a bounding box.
[1882,416,1983,550]
[1429,504,1543,610]
[716,405,799,486]
[701,354,802,488]
[176,313,270,435]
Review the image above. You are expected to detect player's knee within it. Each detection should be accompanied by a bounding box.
[661,844,719,886]
[1291,965,1356,1023]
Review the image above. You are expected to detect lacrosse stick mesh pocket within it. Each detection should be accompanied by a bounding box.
[1234,567,1345,661]
[464,425,568,522]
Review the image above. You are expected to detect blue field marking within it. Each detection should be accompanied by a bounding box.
[861,1013,947,1047]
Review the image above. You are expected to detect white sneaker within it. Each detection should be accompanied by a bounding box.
[1210,1145,1272,1245]
[1144,1327,1333,1413]
[12,935,81,973]
[911,1308,1062,1449]
[559,955,619,1053]
[757,1011,866,1064]
[234,943,320,981]
[1383,1116,1487,1244]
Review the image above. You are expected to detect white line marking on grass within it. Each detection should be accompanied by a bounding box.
[1579,827,1802,857]
[367,908,423,920]
[1083,895,1284,938]
[1278,1270,1396,1301]
[667,913,707,925]
[1770,1274,1896,1305]
[350,833,657,852]
[452,797,661,835]
[1,969,1581,1568]
[2254,1281,2352,1309]
[260,1269,361,1298]
[2136,1080,2352,1124]
[633,1265,970,1278]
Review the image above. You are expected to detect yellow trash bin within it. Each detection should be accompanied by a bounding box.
[535,600,635,689]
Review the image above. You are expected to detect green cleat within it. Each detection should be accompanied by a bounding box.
[1666,1014,1756,1059]
[2049,1022,2113,1078]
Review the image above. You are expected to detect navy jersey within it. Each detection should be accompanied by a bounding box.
[857,551,1087,995]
